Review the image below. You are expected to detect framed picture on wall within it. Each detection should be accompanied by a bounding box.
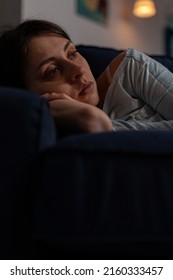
[77,0,108,25]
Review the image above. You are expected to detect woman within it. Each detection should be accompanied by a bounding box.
[0,19,173,134]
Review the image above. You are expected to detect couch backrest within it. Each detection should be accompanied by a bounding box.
[77,45,173,79]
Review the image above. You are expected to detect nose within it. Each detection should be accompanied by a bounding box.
[65,60,84,82]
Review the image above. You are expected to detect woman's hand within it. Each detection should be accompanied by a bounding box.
[41,91,73,102]
[42,92,113,135]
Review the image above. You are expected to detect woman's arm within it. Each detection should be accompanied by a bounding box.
[111,119,173,131]
[49,97,113,135]
[98,49,173,131]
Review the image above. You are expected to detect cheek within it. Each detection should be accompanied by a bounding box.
[80,56,94,76]
[32,83,72,96]
[84,61,92,72]
[86,63,95,80]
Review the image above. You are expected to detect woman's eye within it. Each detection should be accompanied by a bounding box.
[45,67,60,79]
[69,50,78,60]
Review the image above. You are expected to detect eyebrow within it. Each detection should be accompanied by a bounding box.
[36,40,72,72]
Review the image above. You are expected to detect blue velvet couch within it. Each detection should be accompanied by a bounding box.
[1,45,173,259]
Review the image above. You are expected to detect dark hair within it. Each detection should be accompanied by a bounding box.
[0,19,71,88]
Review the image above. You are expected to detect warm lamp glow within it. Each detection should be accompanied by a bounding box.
[133,0,156,18]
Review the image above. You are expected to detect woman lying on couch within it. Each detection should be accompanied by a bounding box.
[0,19,173,134]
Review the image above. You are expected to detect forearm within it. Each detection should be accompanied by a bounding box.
[49,99,113,135]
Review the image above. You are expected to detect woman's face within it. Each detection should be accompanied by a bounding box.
[24,34,99,106]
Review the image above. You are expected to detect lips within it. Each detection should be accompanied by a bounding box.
[79,82,94,96]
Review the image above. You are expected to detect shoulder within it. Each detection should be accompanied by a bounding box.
[99,50,126,86]
[108,51,126,81]
[96,51,126,108]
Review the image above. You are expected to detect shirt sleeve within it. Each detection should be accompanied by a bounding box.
[112,119,173,131]
[126,50,173,120]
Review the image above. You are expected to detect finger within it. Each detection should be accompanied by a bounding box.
[41,92,59,102]
[50,93,73,100]
[41,92,73,102]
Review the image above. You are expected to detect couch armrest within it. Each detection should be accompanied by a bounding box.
[0,87,56,258]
